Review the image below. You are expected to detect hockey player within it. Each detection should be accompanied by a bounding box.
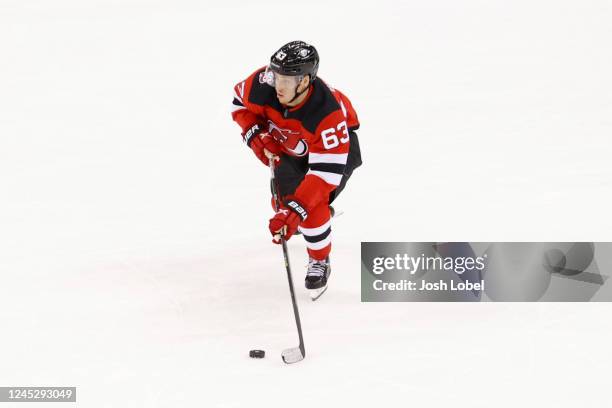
[231,41,362,293]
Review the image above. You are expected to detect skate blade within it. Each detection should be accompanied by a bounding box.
[281,347,305,364]
[308,285,328,301]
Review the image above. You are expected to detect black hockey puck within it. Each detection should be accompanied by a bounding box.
[249,349,265,358]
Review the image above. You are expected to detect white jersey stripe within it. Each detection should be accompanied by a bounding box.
[340,100,347,118]
[231,104,246,113]
[234,89,243,104]
[308,152,348,165]
[237,81,245,99]
[307,170,343,186]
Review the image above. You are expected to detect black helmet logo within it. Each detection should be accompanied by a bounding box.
[276,51,287,61]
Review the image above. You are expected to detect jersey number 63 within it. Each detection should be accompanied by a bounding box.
[321,121,350,150]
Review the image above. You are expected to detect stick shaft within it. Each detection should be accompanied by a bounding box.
[269,159,305,356]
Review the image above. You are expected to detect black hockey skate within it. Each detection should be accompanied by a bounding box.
[305,257,331,301]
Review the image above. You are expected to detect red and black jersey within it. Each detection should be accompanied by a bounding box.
[231,66,360,210]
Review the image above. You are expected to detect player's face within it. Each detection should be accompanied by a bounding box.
[274,73,300,104]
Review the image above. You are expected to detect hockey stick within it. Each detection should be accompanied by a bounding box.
[269,157,306,364]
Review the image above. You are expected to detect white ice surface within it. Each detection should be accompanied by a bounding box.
[1,0,611,407]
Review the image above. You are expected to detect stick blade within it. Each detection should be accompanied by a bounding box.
[309,285,328,301]
[281,347,305,364]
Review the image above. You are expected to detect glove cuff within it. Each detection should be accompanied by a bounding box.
[243,123,263,147]
[284,196,308,222]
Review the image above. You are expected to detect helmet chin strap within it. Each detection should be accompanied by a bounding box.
[287,76,309,105]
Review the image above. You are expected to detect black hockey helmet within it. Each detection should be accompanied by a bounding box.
[268,41,319,83]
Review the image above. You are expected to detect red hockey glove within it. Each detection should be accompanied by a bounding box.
[268,123,308,157]
[243,124,282,165]
[268,197,309,243]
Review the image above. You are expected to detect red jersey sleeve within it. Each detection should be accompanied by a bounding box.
[231,67,267,141]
